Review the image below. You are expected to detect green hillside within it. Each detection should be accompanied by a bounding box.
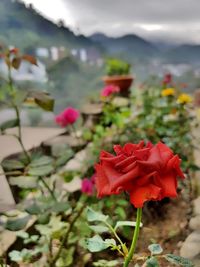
[0,0,97,51]
[47,56,104,112]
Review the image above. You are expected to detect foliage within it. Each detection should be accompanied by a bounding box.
[105,58,131,76]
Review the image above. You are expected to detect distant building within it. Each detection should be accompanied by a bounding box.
[0,59,47,83]
[70,47,102,65]
[36,48,49,58]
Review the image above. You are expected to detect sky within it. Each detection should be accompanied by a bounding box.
[23,0,200,44]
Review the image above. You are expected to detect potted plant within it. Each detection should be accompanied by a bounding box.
[103,58,134,97]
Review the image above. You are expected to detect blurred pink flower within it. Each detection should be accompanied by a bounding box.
[81,178,94,196]
[101,85,120,97]
[162,73,172,86]
[55,107,79,127]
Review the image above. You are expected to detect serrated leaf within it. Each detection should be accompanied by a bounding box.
[51,202,71,213]
[85,235,110,252]
[5,216,30,231]
[148,244,163,255]
[30,156,53,167]
[145,257,159,267]
[55,151,74,167]
[0,119,19,132]
[89,225,109,233]
[9,176,38,189]
[28,164,54,176]
[87,207,108,222]
[114,221,143,231]
[165,254,194,267]
[1,159,24,170]
[25,203,42,215]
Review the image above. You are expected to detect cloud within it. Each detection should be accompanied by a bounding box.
[62,0,200,43]
[23,0,200,43]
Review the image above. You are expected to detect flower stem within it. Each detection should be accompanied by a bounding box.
[123,208,142,267]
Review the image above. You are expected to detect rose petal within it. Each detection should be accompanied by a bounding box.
[130,184,161,208]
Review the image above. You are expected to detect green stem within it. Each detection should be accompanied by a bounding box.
[104,222,125,252]
[39,176,56,201]
[123,208,142,267]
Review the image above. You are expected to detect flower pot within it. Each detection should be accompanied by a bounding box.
[103,75,134,97]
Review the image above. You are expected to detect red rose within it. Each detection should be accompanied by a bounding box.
[95,141,184,208]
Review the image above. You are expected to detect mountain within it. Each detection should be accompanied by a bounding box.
[163,44,200,64]
[0,0,97,51]
[90,33,159,62]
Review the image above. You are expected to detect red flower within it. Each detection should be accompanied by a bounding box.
[101,85,120,97]
[55,107,79,127]
[95,141,184,208]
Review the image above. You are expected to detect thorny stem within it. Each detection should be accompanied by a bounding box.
[123,208,142,267]
[49,202,86,267]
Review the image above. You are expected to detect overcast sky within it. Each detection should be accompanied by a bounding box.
[23,0,200,44]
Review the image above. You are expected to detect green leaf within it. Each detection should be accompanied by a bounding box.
[87,207,108,222]
[28,164,54,176]
[5,216,30,231]
[0,119,19,132]
[51,202,71,213]
[16,231,29,239]
[37,213,51,224]
[89,225,109,233]
[56,247,75,267]
[114,221,143,231]
[9,176,38,189]
[114,206,126,220]
[9,250,23,262]
[145,257,159,267]
[55,151,74,167]
[29,91,54,111]
[85,235,110,252]
[116,199,128,206]
[148,244,163,255]
[29,156,53,167]
[25,203,42,215]
[1,159,24,171]
[165,254,194,267]
[104,238,116,247]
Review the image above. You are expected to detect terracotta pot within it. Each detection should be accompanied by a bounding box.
[103,75,134,97]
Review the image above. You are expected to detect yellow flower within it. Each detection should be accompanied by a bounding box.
[177,93,192,104]
[161,88,175,97]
